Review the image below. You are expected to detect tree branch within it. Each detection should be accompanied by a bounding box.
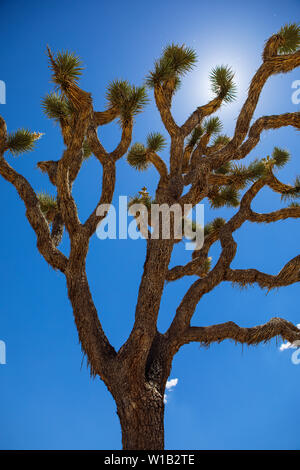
[231,50,300,149]
[0,117,67,272]
[180,317,300,347]
[51,212,64,247]
[167,227,237,342]
[208,112,300,172]
[181,96,222,137]
[225,255,300,289]
[154,87,180,137]
[94,108,118,126]
[148,150,169,179]
[66,269,117,380]
[83,120,133,238]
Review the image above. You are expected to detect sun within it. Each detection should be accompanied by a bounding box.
[173,41,255,124]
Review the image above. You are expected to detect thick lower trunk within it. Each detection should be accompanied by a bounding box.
[116,387,165,450]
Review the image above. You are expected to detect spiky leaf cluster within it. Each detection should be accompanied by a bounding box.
[42,92,73,121]
[146,132,166,152]
[247,159,267,178]
[214,161,232,175]
[127,143,149,171]
[214,159,267,190]
[82,139,92,160]
[231,158,266,180]
[200,257,212,275]
[106,80,148,123]
[278,23,300,54]
[203,117,223,135]
[146,44,197,88]
[48,50,83,90]
[213,134,231,147]
[214,153,285,193]
[204,217,226,236]
[209,65,237,103]
[272,147,290,168]
[210,186,240,208]
[288,202,300,208]
[128,194,153,211]
[186,126,204,147]
[7,129,43,156]
[37,192,58,222]
[229,160,268,188]
[281,176,300,200]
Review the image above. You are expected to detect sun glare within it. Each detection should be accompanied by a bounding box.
[174,40,256,123]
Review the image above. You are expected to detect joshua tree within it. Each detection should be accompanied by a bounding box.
[1,24,300,450]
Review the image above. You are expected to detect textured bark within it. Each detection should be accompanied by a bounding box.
[115,386,165,450]
[66,269,116,380]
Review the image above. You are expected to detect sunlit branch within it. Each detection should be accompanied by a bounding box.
[181,96,222,137]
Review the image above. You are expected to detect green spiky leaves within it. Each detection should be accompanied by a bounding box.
[228,160,266,188]
[146,132,167,152]
[204,217,226,236]
[203,116,223,135]
[163,44,197,75]
[214,158,267,190]
[281,176,300,200]
[246,159,267,179]
[213,134,231,147]
[214,161,232,175]
[211,147,291,205]
[82,139,92,160]
[48,49,83,90]
[128,191,153,211]
[272,147,290,168]
[127,132,166,171]
[278,23,300,54]
[7,129,43,156]
[37,192,58,222]
[106,80,148,123]
[127,143,149,171]
[209,65,237,103]
[186,126,204,147]
[200,257,212,275]
[42,92,73,121]
[146,44,197,88]
[210,186,240,208]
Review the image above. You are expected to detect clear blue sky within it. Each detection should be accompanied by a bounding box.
[0,0,299,450]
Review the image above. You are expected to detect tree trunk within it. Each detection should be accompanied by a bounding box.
[115,385,165,450]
